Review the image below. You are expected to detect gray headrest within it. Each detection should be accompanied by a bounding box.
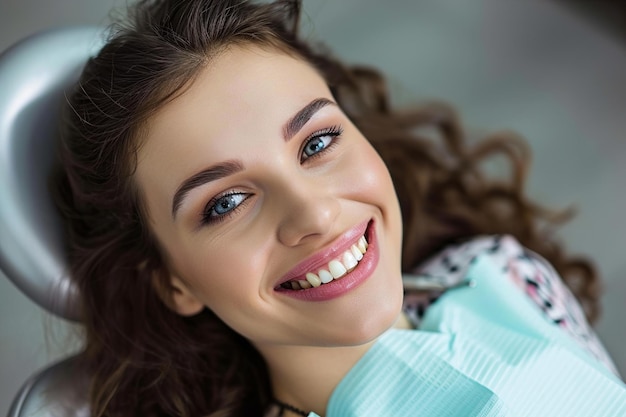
[0,27,105,320]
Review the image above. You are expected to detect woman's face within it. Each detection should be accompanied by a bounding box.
[135,45,404,350]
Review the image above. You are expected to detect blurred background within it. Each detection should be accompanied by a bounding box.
[1,0,625,413]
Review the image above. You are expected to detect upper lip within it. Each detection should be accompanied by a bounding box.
[275,219,371,288]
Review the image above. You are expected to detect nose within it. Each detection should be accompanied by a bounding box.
[276,179,340,247]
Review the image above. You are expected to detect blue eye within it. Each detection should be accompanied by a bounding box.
[301,126,343,161]
[302,135,332,158]
[203,192,248,223]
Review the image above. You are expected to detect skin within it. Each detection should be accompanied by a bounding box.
[134,44,407,415]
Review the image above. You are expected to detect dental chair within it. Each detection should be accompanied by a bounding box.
[0,27,105,417]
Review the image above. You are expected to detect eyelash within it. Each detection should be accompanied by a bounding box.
[300,125,344,162]
[201,191,251,226]
[200,124,344,226]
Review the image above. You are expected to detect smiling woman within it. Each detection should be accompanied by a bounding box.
[135,45,404,353]
[51,0,626,416]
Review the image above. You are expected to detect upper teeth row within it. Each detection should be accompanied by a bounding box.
[283,235,368,290]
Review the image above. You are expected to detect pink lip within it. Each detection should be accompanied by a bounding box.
[275,220,379,301]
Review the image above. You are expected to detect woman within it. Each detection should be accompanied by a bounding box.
[54,0,626,415]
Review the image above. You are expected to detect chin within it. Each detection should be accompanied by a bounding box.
[333,283,404,346]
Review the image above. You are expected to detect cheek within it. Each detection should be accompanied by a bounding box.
[354,142,403,247]
[366,148,396,196]
[176,245,251,296]
[347,141,399,210]
[167,235,272,316]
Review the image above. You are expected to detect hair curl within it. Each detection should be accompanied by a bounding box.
[53,0,601,416]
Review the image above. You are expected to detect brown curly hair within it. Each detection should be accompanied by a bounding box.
[53,0,601,416]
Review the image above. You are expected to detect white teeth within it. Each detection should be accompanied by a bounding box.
[318,269,334,284]
[329,260,347,279]
[357,236,367,253]
[305,272,322,287]
[343,251,358,270]
[282,233,369,290]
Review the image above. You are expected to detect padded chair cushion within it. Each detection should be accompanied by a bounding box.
[0,27,104,320]
[8,354,89,417]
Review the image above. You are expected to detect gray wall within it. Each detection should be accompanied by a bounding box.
[2,0,625,414]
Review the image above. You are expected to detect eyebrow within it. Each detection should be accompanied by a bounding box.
[171,160,243,219]
[283,97,335,141]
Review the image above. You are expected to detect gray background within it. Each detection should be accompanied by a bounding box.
[1,0,625,413]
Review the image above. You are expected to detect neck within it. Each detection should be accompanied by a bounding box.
[257,312,412,416]
[260,341,373,416]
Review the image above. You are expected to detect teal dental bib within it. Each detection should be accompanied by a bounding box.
[311,252,626,417]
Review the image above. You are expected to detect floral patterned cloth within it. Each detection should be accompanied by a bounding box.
[402,234,619,376]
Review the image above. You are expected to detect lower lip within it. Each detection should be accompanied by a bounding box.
[276,222,379,302]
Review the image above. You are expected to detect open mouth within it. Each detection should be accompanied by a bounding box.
[276,221,371,291]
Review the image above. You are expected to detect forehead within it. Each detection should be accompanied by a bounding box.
[144,44,332,151]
